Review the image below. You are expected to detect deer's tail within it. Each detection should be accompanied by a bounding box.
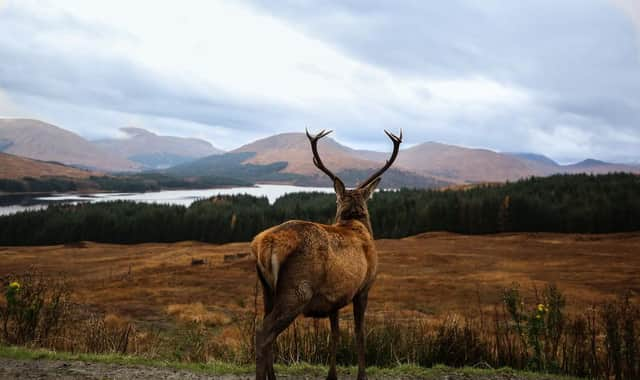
[251,231,298,293]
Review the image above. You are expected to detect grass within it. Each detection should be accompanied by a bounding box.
[1,234,638,378]
[0,345,582,379]
[1,232,638,322]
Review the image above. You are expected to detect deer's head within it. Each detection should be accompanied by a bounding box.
[306,129,402,228]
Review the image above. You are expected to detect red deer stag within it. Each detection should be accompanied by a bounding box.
[251,129,402,380]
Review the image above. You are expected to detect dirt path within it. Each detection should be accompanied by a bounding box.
[0,357,569,380]
[0,357,252,380]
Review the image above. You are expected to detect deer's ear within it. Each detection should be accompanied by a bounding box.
[334,178,346,198]
[361,177,381,199]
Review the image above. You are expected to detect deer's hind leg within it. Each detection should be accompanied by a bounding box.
[259,273,276,380]
[256,280,312,380]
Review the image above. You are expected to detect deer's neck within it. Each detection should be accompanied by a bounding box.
[335,215,374,238]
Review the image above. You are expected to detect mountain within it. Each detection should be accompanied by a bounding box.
[562,159,640,174]
[169,133,447,188]
[171,133,639,187]
[3,119,636,187]
[232,133,379,175]
[0,119,138,172]
[360,144,639,183]
[505,152,561,175]
[507,152,559,167]
[95,127,223,169]
[509,155,639,176]
[387,142,536,183]
[0,152,98,180]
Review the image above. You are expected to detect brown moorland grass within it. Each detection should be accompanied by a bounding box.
[0,232,638,324]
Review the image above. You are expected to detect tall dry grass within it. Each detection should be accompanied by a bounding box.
[1,271,638,379]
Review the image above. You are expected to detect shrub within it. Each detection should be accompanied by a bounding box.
[0,271,71,346]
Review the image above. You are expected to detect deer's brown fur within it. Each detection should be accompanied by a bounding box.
[252,129,401,380]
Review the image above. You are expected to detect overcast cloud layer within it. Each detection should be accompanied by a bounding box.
[0,0,639,163]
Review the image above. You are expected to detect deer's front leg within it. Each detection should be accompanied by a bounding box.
[353,291,369,380]
[327,310,339,380]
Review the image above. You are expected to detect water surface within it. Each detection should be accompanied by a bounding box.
[0,184,334,216]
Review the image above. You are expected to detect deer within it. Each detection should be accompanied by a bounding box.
[251,129,402,380]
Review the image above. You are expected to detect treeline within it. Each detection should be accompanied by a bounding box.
[0,173,638,245]
[0,173,250,194]
[0,177,79,193]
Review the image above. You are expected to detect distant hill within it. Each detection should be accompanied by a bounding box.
[0,119,138,172]
[507,152,559,167]
[95,127,223,169]
[0,151,248,194]
[2,119,637,186]
[357,143,639,183]
[562,159,639,174]
[171,133,639,187]
[166,151,298,182]
[503,152,561,176]
[388,142,536,183]
[167,151,445,188]
[232,133,379,175]
[0,152,98,180]
[508,154,639,176]
[170,133,447,188]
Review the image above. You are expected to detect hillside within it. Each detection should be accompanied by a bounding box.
[505,152,561,175]
[0,152,98,180]
[172,133,640,187]
[170,133,446,188]
[95,127,223,169]
[390,142,536,183]
[2,119,637,185]
[562,158,640,174]
[232,132,379,175]
[357,143,639,183]
[0,119,138,172]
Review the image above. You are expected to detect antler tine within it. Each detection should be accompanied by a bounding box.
[358,128,403,189]
[306,128,341,182]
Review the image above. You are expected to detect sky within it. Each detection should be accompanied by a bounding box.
[0,0,639,164]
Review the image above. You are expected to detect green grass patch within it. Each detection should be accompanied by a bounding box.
[0,345,582,379]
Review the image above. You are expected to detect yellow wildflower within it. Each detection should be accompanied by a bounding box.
[536,314,541,319]
[9,281,20,290]
[537,304,545,312]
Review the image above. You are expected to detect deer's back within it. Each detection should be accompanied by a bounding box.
[251,220,377,312]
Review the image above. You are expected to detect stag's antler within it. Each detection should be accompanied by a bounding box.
[306,129,343,184]
[357,129,402,189]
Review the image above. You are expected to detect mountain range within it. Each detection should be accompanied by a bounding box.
[1,118,638,189]
[0,119,137,172]
[95,127,223,169]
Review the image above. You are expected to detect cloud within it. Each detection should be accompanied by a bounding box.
[243,0,640,160]
[0,89,22,116]
[0,0,639,161]
[612,0,640,33]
